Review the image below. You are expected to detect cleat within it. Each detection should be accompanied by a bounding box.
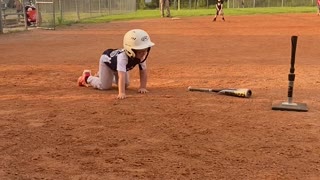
[77,70,91,87]
[222,17,225,21]
[213,18,216,21]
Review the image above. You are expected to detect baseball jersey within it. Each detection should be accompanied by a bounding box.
[100,49,147,72]
[217,0,224,9]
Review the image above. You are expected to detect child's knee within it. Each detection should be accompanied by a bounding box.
[125,83,130,89]
[100,84,113,90]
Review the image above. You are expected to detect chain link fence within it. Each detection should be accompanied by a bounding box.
[1,0,318,33]
[224,0,315,8]
[1,0,137,33]
[37,0,136,27]
[169,0,316,9]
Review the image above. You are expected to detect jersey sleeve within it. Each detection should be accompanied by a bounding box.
[139,61,147,70]
[116,52,128,72]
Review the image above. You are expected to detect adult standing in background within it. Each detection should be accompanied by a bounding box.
[160,0,170,18]
[14,0,22,12]
[14,0,23,22]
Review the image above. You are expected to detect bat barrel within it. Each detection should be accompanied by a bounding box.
[218,89,252,98]
[188,86,252,98]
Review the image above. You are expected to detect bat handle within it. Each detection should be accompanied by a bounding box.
[290,36,298,73]
[287,36,298,102]
[188,86,214,92]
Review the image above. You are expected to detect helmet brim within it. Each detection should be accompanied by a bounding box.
[132,42,155,50]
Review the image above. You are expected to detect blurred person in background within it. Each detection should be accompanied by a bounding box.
[14,0,23,20]
[212,0,225,22]
[160,0,170,17]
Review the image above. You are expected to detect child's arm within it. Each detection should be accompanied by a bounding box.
[117,71,127,99]
[138,69,148,93]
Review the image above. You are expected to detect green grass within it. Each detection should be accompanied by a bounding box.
[78,7,316,24]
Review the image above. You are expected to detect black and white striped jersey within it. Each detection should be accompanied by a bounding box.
[100,49,147,72]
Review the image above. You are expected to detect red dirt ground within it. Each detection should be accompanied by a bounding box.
[0,14,320,179]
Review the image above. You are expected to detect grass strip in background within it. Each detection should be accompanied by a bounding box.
[79,7,316,24]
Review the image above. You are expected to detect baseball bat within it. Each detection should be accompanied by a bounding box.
[188,86,252,98]
[287,36,297,103]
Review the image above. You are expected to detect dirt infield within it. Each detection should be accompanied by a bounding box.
[1,14,320,179]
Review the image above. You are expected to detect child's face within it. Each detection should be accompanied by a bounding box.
[135,48,148,61]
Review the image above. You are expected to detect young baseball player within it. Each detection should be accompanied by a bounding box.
[77,29,155,100]
[213,0,225,22]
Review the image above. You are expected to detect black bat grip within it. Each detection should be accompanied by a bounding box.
[290,36,298,73]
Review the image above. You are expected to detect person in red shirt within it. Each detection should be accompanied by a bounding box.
[26,5,37,26]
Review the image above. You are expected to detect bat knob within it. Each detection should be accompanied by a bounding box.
[247,89,252,97]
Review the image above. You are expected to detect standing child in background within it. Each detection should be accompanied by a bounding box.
[77,29,155,100]
[213,0,225,22]
[317,0,320,16]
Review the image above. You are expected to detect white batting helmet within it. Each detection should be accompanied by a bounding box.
[123,29,155,58]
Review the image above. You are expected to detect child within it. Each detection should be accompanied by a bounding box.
[213,0,225,22]
[77,29,155,100]
[25,5,37,26]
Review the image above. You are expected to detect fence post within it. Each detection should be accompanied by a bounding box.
[53,0,55,29]
[23,0,27,30]
[89,0,92,17]
[108,0,111,15]
[59,0,62,23]
[75,0,80,21]
[98,0,101,15]
[0,6,3,34]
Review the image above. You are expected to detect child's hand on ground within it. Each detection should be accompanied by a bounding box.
[117,93,126,99]
[138,88,149,94]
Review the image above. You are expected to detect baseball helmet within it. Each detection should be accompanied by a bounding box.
[123,29,155,58]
